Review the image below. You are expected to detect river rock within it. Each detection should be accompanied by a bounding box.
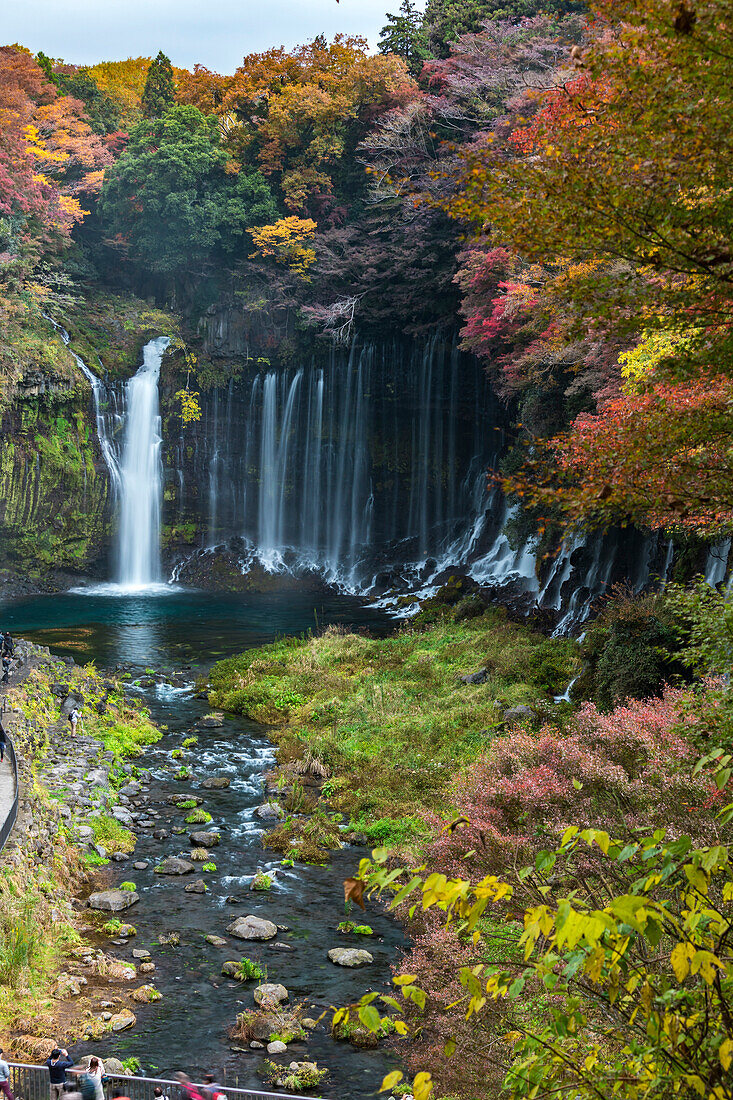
[190,831,220,846]
[88,889,139,912]
[185,879,208,893]
[133,861,149,870]
[255,802,284,821]
[202,776,230,789]
[221,961,239,978]
[459,667,488,685]
[250,1041,264,1050]
[328,947,373,968]
[167,794,203,806]
[206,934,227,947]
[138,962,156,974]
[102,1059,129,1077]
[110,1009,136,1031]
[269,942,295,952]
[132,949,151,960]
[155,857,195,875]
[198,713,224,727]
[254,982,288,1007]
[503,704,536,724]
[267,1041,287,1055]
[226,915,277,941]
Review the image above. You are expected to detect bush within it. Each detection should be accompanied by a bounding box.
[185,809,212,824]
[251,871,273,891]
[119,881,136,892]
[90,815,136,854]
[576,591,688,710]
[201,862,217,872]
[235,957,265,982]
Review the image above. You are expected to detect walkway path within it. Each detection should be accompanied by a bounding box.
[0,752,15,826]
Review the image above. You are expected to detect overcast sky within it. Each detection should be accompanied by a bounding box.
[4,0,402,72]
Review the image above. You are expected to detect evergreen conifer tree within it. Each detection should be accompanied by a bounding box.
[378,0,431,76]
[141,50,176,118]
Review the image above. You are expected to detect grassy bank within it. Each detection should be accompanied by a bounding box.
[209,610,576,838]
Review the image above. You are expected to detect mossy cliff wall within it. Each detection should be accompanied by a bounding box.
[0,294,177,589]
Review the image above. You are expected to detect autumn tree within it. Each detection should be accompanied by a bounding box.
[221,35,415,212]
[0,46,110,282]
[37,55,122,133]
[141,50,176,118]
[99,104,276,274]
[423,0,584,56]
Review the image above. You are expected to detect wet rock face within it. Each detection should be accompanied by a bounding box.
[88,889,140,912]
[226,915,278,941]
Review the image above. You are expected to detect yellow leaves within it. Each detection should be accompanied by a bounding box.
[619,327,697,391]
[719,1038,733,1072]
[379,1071,403,1093]
[584,945,606,983]
[174,389,201,425]
[689,949,725,985]
[249,216,317,277]
[670,941,695,982]
[412,1072,433,1100]
[58,195,90,223]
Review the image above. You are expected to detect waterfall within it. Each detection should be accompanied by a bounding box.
[42,313,122,493]
[116,337,170,589]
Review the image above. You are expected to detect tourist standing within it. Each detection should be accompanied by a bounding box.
[69,706,81,736]
[0,723,7,763]
[87,1058,104,1100]
[46,1049,73,1100]
[0,1049,15,1100]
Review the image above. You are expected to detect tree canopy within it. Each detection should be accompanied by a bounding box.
[99,104,276,274]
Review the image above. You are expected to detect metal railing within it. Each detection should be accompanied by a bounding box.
[7,1065,323,1100]
[0,728,19,854]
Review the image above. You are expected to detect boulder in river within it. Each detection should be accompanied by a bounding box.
[190,831,220,846]
[206,934,227,947]
[226,915,277,941]
[255,802,284,821]
[267,1041,287,1055]
[202,776,230,789]
[110,1009,136,1031]
[185,879,208,894]
[167,794,203,806]
[198,713,225,728]
[254,982,288,1007]
[221,961,239,978]
[132,949,151,960]
[155,857,195,875]
[88,889,139,912]
[327,947,374,968]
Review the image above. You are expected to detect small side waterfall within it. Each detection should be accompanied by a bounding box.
[116,337,170,589]
[43,313,122,492]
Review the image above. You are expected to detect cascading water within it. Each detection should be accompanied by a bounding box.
[115,337,170,589]
[179,338,505,591]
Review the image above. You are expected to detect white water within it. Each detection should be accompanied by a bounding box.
[115,336,170,589]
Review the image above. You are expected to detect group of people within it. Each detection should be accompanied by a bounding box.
[0,632,13,685]
[0,1050,229,1100]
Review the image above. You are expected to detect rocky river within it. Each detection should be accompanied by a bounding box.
[0,587,405,1098]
